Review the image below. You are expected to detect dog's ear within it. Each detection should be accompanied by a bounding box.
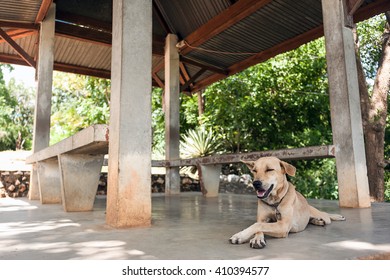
[280,160,296,176]
[241,160,255,171]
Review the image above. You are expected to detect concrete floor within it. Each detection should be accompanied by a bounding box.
[0,192,389,260]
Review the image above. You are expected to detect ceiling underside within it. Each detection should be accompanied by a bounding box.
[0,0,389,93]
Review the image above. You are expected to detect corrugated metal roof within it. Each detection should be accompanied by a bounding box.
[0,0,388,92]
[185,0,323,70]
[154,0,232,38]
[55,36,111,70]
[0,0,41,23]
[0,31,37,56]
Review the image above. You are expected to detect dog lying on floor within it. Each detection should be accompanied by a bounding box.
[230,156,345,249]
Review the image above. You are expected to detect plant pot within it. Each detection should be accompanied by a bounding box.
[198,164,222,197]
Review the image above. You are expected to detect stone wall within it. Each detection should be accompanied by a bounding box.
[0,171,30,198]
[99,173,255,195]
[1,171,255,198]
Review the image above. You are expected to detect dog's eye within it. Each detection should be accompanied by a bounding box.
[266,168,274,172]
[251,169,257,173]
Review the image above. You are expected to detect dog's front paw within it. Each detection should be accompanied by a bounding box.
[229,232,247,244]
[250,233,266,249]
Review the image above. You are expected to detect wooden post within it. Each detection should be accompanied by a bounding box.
[164,34,181,194]
[322,0,370,208]
[29,3,55,201]
[106,0,152,227]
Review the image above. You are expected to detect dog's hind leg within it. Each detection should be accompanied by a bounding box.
[328,213,346,221]
[308,205,331,225]
[308,205,346,226]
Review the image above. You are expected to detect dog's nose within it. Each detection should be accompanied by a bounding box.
[253,180,262,190]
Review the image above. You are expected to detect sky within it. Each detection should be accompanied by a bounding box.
[3,64,37,88]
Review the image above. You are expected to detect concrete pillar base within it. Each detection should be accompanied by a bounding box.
[28,164,40,200]
[37,159,62,204]
[59,154,104,212]
[199,164,221,198]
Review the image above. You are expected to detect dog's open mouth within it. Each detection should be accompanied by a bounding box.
[256,184,274,199]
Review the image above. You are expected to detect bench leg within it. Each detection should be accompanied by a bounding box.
[58,154,104,212]
[37,159,62,204]
[199,164,222,197]
[28,164,40,200]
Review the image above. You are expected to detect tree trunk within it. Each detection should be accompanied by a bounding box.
[197,90,205,117]
[355,12,390,202]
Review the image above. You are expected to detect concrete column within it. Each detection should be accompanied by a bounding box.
[37,159,61,204]
[58,154,104,212]
[29,3,56,200]
[29,165,40,200]
[106,0,152,228]
[322,0,370,208]
[164,34,181,194]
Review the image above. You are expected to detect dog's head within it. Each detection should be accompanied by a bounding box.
[242,157,296,200]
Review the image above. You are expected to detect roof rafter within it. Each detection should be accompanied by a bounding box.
[177,0,272,55]
[188,0,390,93]
[190,25,324,93]
[35,0,53,23]
[180,57,228,76]
[180,68,206,92]
[347,0,365,15]
[353,0,390,22]
[0,21,38,29]
[0,29,36,43]
[54,62,110,79]
[0,28,36,68]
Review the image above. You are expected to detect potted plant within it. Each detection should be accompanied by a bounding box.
[180,126,222,197]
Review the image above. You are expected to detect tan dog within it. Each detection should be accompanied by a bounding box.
[230,156,345,249]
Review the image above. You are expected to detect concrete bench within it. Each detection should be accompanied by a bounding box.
[26,124,109,211]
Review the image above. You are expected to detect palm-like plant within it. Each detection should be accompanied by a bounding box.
[181,126,221,158]
[180,127,221,179]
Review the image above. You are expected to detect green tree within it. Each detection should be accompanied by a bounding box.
[200,37,330,153]
[50,72,110,144]
[355,13,390,201]
[0,64,34,150]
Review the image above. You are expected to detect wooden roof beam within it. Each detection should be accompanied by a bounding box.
[54,62,110,79]
[177,0,272,55]
[152,72,164,88]
[180,56,228,75]
[180,68,206,92]
[347,0,365,15]
[0,53,110,79]
[353,0,390,22]
[190,25,323,93]
[35,0,53,23]
[188,0,390,93]
[0,29,36,42]
[0,21,38,29]
[0,28,36,68]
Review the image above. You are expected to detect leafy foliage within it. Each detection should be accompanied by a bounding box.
[199,38,331,153]
[180,126,222,159]
[50,72,110,144]
[0,64,34,150]
[180,126,222,179]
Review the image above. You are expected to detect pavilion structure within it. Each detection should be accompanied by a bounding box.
[0,0,389,227]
